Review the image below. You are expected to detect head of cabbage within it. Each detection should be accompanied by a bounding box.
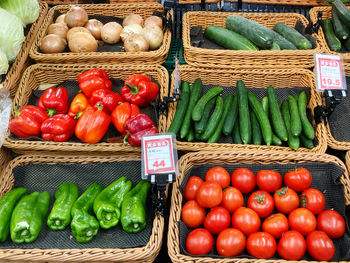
[0,0,39,27]
[0,49,9,75]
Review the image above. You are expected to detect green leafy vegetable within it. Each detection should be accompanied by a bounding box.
[0,49,9,75]
[0,0,39,27]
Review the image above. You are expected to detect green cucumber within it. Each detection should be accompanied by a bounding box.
[237,80,251,144]
[267,86,288,141]
[247,92,273,146]
[232,119,243,144]
[270,30,297,50]
[180,79,202,138]
[208,95,233,143]
[261,96,282,146]
[204,26,258,51]
[273,23,312,50]
[270,42,281,50]
[186,123,195,142]
[332,7,350,40]
[194,97,216,136]
[288,95,302,136]
[298,91,315,140]
[223,94,238,135]
[332,0,350,27]
[293,94,299,103]
[226,16,274,49]
[300,133,314,149]
[192,87,223,121]
[168,81,191,135]
[281,100,300,150]
[201,96,224,141]
[250,109,262,145]
[322,19,342,51]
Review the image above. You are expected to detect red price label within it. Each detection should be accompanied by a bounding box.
[315,54,345,91]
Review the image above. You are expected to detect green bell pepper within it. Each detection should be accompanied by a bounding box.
[47,183,79,230]
[93,177,132,229]
[71,182,103,243]
[10,191,50,243]
[0,187,27,242]
[121,180,151,233]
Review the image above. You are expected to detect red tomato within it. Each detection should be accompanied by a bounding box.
[289,208,316,236]
[221,187,244,213]
[231,168,256,194]
[262,213,289,239]
[181,200,206,228]
[216,228,246,257]
[205,166,230,189]
[204,206,231,235]
[246,232,277,259]
[184,176,203,201]
[300,188,325,215]
[317,209,346,238]
[284,168,312,192]
[196,181,223,208]
[256,170,282,192]
[247,190,274,218]
[278,230,306,260]
[232,207,261,236]
[274,187,299,214]
[186,228,214,255]
[307,231,335,261]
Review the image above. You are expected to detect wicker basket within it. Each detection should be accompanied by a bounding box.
[2,1,48,99]
[244,0,326,5]
[178,0,220,4]
[29,3,171,65]
[0,153,163,263]
[168,150,350,263]
[110,0,157,2]
[166,65,327,153]
[182,11,324,69]
[43,0,81,4]
[3,64,168,154]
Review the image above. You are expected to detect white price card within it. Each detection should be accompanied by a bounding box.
[314,54,347,92]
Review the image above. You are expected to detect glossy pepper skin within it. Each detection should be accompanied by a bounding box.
[121,74,159,107]
[9,106,48,138]
[111,102,140,135]
[90,89,124,114]
[121,181,151,233]
[10,191,50,244]
[75,105,111,144]
[78,68,112,98]
[41,114,77,142]
[0,187,27,242]
[47,183,79,230]
[123,114,158,146]
[71,182,103,243]
[38,87,69,117]
[93,177,132,229]
[68,93,92,119]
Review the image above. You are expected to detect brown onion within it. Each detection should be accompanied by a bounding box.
[40,34,67,53]
[68,32,97,53]
[143,25,163,50]
[123,34,149,52]
[48,23,69,39]
[120,24,143,42]
[122,14,144,27]
[64,6,88,28]
[67,27,91,42]
[144,16,163,30]
[56,14,66,24]
[101,22,122,44]
[85,19,103,40]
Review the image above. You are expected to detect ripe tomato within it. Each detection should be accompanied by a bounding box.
[274,187,299,214]
[196,181,223,208]
[216,228,246,257]
[300,188,325,215]
[186,228,214,255]
[262,213,289,239]
[284,168,312,192]
[317,209,345,238]
[205,166,230,189]
[307,231,335,261]
[256,170,282,192]
[246,232,277,259]
[181,200,206,228]
[247,190,274,218]
[221,187,244,213]
[204,206,231,235]
[232,207,261,236]
[289,208,316,236]
[184,176,203,201]
[278,230,306,260]
[231,167,256,194]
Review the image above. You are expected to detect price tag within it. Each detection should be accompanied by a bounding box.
[314,54,347,92]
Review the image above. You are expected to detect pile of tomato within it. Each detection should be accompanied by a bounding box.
[182,166,346,261]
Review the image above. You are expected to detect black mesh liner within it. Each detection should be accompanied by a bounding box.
[9,77,159,142]
[178,162,350,261]
[0,161,155,249]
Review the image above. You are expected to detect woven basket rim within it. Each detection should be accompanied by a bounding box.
[244,0,327,5]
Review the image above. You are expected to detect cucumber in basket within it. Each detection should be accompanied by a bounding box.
[270,30,297,50]
[273,23,312,50]
[332,7,350,40]
[332,0,350,27]
[322,19,342,52]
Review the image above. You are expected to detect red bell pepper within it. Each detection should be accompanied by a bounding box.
[75,105,111,144]
[41,114,77,142]
[123,113,158,147]
[9,105,49,138]
[90,89,124,114]
[121,74,159,107]
[68,93,92,119]
[78,68,112,98]
[78,68,109,83]
[38,87,69,117]
[111,102,140,135]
